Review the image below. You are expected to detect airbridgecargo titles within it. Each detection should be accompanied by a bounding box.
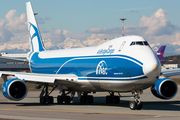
[97,48,115,55]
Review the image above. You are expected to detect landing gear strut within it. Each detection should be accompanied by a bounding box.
[129,91,143,110]
[106,92,120,104]
[39,84,57,104]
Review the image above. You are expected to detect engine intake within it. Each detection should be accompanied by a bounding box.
[2,78,28,101]
[151,78,178,99]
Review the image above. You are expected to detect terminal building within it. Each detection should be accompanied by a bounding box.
[0,52,29,71]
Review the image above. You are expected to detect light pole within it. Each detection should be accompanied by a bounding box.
[120,18,126,36]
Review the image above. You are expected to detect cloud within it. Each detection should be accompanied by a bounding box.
[0,19,14,43]
[0,9,28,45]
[83,38,108,47]
[171,33,180,45]
[86,27,122,39]
[5,10,27,33]
[130,10,139,13]
[36,16,50,24]
[112,7,154,12]
[57,37,84,49]
[139,8,179,36]
[1,8,180,56]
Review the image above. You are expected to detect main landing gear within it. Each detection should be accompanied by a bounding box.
[57,91,75,104]
[39,84,75,104]
[40,84,57,104]
[80,92,94,103]
[129,91,143,110]
[106,92,120,104]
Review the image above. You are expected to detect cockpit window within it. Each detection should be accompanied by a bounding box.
[130,41,149,46]
[144,41,149,45]
[136,41,144,45]
[130,42,135,46]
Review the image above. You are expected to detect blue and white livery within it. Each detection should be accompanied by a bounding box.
[0,2,178,110]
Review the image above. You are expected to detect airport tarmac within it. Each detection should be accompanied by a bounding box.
[0,86,179,120]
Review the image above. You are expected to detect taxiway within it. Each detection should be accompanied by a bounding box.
[0,86,179,120]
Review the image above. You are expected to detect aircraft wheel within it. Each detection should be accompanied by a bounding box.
[80,96,86,103]
[87,95,94,103]
[47,96,54,104]
[40,96,46,104]
[64,96,71,104]
[106,96,112,104]
[113,96,120,104]
[57,95,63,104]
[129,101,137,110]
[137,102,143,110]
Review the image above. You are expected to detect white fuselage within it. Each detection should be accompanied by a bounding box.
[28,35,161,92]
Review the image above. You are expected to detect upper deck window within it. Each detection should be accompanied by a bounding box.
[119,41,126,51]
[130,41,149,46]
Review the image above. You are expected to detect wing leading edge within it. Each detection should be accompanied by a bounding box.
[0,56,29,63]
[161,68,180,77]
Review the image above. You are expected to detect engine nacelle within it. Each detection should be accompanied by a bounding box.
[151,78,178,99]
[2,78,28,101]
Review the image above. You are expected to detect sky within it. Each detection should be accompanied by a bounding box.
[0,0,180,56]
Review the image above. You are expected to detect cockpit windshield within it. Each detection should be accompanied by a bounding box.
[130,41,149,46]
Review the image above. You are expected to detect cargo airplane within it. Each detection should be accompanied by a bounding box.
[0,2,178,110]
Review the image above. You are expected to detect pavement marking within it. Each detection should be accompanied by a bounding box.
[0,115,71,120]
[0,108,180,117]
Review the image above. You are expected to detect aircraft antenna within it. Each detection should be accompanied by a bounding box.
[120,18,126,36]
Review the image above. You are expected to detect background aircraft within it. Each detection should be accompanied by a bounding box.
[0,2,178,110]
[156,45,172,63]
[156,45,166,63]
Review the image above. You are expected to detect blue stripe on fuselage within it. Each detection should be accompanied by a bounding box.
[29,52,144,80]
[78,76,147,81]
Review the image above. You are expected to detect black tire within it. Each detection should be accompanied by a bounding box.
[57,95,63,104]
[40,96,46,104]
[129,101,137,110]
[47,96,54,104]
[113,96,120,104]
[106,96,112,104]
[64,96,71,104]
[87,95,94,103]
[137,102,143,110]
[80,96,86,103]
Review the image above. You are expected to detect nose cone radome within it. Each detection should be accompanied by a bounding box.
[143,58,161,78]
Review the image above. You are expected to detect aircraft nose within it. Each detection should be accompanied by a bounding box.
[143,58,161,78]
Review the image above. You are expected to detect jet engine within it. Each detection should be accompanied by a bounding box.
[151,78,178,99]
[2,78,28,101]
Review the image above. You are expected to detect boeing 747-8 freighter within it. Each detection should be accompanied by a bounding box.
[0,2,178,110]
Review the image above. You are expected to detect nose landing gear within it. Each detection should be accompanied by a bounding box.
[129,90,143,110]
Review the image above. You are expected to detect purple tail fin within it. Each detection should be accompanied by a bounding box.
[156,45,166,63]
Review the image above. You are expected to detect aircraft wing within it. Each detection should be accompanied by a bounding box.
[0,71,78,85]
[161,68,180,77]
[0,56,29,63]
